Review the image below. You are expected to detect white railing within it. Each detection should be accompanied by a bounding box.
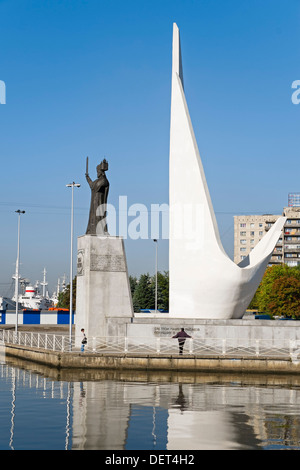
[1,329,300,361]
[0,329,71,352]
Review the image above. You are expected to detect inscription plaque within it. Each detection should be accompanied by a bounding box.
[90,254,126,272]
[77,249,85,276]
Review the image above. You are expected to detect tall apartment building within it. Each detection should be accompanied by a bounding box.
[234,204,300,267]
[288,192,300,207]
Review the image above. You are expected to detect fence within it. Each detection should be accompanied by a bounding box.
[1,329,300,362]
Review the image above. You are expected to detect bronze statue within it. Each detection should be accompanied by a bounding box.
[85,156,109,235]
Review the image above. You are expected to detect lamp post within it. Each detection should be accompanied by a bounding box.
[153,239,158,313]
[66,182,80,350]
[15,210,25,334]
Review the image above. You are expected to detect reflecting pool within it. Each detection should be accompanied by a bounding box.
[1,354,300,450]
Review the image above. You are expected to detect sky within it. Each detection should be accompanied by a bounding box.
[0,0,299,296]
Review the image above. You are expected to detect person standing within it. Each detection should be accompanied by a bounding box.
[172,328,192,355]
[81,328,87,352]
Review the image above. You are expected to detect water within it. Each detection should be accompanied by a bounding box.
[1,354,300,450]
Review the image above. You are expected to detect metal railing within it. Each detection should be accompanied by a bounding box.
[1,329,300,362]
[0,329,71,352]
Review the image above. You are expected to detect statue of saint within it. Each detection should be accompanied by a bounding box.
[85,157,109,235]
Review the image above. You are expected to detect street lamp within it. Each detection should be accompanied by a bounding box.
[15,210,25,334]
[153,239,158,313]
[66,182,80,350]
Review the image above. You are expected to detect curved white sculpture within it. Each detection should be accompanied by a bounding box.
[169,23,286,319]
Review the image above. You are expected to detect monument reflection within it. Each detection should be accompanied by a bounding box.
[2,358,300,450]
[71,376,300,450]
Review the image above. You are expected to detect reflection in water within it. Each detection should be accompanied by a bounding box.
[9,369,16,450]
[1,356,300,450]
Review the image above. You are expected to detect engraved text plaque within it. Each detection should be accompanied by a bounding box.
[90,254,126,272]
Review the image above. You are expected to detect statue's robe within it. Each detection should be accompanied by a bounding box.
[86,173,109,235]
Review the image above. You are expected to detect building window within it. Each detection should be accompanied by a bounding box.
[240,239,246,245]
[286,260,299,267]
[240,223,246,228]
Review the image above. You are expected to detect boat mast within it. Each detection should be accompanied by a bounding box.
[40,267,48,298]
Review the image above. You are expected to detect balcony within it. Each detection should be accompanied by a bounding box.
[285,222,300,228]
[269,258,283,264]
[284,246,300,253]
[284,238,300,244]
[284,230,300,236]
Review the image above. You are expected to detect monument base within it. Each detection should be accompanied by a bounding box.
[75,235,133,347]
[124,315,300,349]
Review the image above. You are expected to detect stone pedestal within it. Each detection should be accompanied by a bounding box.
[75,235,133,346]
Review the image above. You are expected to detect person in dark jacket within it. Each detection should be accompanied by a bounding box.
[172,328,192,355]
[81,328,87,352]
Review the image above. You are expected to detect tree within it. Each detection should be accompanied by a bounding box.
[57,277,77,311]
[131,271,169,312]
[267,275,300,318]
[132,273,154,312]
[250,265,300,317]
[129,275,138,298]
[151,271,169,312]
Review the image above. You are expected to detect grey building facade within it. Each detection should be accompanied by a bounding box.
[234,206,300,267]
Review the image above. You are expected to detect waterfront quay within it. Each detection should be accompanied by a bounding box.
[2,324,300,375]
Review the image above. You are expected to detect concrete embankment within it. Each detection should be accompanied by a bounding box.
[3,324,300,374]
[3,343,300,374]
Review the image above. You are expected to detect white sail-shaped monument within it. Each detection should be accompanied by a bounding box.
[169,23,286,319]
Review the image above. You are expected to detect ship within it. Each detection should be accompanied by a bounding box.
[12,283,52,310]
[0,268,56,311]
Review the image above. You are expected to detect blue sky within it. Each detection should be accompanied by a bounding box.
[0,0,299,295]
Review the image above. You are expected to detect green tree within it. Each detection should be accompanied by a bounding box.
[132,273,154,312]
[267,275,300,318]
[248,290,259,310]
[57,277,77,311]
[129,275,138,298]
[151,271,169,311]
[252,265,300,317]
[131,271,169,312]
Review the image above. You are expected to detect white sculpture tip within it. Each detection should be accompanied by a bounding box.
[172,22,184,87]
